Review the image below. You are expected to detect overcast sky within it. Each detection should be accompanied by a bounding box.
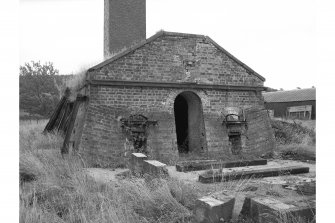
[19,0,319,90]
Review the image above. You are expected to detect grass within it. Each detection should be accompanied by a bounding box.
[19,121,197,223]
[20,119,316,223]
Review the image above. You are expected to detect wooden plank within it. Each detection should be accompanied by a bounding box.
[57,102,72,132]
[44,88,71,132]
[61,99,80,154]
[44,96,67,132]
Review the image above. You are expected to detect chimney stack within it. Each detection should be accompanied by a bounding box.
[104,0,146,59]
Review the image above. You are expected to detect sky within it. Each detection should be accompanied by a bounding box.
[19,0,319,90]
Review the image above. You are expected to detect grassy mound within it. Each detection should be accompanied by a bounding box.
[271,119,316,161]
[271,119,315,145]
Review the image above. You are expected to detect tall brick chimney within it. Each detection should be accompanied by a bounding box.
[104,0,146,59]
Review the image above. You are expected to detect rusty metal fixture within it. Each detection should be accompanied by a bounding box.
[222,114,248,130]
[120,114,157,153]
[222,113,248,155]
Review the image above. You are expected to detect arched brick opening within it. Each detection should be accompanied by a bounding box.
[174,91,207,154]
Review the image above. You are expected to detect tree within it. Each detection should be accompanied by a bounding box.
[19,61,62,118]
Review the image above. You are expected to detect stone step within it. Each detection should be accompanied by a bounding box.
[176,159,267,172]
[143,160,169,177]
[129,153,148,175]
[199,166,309,183]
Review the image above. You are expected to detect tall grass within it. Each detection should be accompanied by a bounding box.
[19,121,196,223]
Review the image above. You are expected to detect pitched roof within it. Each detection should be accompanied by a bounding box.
[88,31,265,81]
[263,88,316,103]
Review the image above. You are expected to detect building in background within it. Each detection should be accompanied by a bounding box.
[263,88,316,120]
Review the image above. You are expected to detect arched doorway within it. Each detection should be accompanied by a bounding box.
[173,91,207,154]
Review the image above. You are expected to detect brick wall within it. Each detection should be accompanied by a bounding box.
[75,85,274,166]
[104,0,146,58]
[94,34,263,87]
[245,107,276,155]
[72,33,274,167]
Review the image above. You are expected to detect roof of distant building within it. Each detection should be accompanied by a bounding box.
[263,88,316,103]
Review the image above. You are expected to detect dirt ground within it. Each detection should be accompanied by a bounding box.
[85,159,315,220]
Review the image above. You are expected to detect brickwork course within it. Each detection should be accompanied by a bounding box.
[49,30,275,168]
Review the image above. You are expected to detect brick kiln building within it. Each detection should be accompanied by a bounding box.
[45,0,275,167]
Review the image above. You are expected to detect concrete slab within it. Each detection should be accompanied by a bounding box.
[199,166,309,183]
[259,175,314,185]
[130,152,147,175]
[194,192,235,223]
[143,160,168,177]
[132,152,147,158]
[239,195,315,223]
[176,159,267,172]
[144,160,167,167]
[283,180,316,195]
[167,160,314,184]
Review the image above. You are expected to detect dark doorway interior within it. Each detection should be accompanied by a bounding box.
[229,134,242,155]
[174,94,189,153]
[174,91,207,154]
